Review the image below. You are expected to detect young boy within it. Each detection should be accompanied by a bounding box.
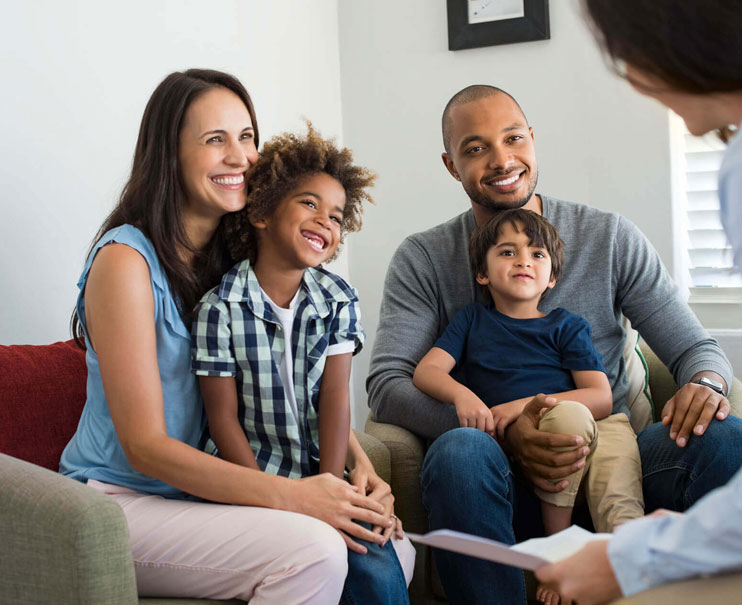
[413,209,644,602]
[191,124,413,603]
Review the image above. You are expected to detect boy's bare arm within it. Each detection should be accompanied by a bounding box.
[495,370,612,423]
[319,353,352,478]
[199,375,260,470]
[491,371,612,440]
[413,347,461,403]
[414,347,494,434]
[563,370,613,419]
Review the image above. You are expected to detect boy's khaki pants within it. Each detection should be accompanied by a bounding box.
[536,401,645,532]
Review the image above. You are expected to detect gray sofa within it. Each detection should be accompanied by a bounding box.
[0,339,391,604]
[0,437,390,605]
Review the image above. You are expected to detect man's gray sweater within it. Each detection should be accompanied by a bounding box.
[367,195,732,440]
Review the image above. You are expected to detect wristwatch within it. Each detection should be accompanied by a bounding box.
[694,376,727,396]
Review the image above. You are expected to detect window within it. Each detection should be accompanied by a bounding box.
[671,114,742,328]
[672,115,741,289]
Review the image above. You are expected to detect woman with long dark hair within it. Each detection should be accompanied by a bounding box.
[535,2,742,603]
[59,69,408,603]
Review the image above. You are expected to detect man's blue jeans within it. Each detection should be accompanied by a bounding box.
[341,522,409,604]
[638,417,742,512]
[420,417,742,605]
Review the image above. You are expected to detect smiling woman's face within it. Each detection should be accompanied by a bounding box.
[178,87,258,221]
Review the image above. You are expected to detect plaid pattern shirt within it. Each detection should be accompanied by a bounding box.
[191,259,364,478]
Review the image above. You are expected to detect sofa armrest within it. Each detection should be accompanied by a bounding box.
[0,453,138,604]
[352,429,391,484]
[364,416,427,534]
[639,342,742,419]
[364,417,441,602]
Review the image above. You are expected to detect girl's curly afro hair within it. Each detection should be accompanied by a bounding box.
[224,122,376,264]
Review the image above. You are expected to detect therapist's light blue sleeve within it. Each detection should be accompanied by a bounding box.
[607,466,742,596]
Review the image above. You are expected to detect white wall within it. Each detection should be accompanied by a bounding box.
[4,0,727,426]
[337,0,678,412]
[0,0,346,342]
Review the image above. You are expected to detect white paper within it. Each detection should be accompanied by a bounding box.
[512,525,613,562]
[407,525,612,571]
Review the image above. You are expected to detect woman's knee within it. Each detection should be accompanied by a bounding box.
[539,401,597,448]
[252,517,347,604]
[299,518,348,578]
[261,514,348,584]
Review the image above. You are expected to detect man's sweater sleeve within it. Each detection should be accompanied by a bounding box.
[366,237,458,440]
[614,216,732,389]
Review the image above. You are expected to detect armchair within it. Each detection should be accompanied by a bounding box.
[366,341,742,604]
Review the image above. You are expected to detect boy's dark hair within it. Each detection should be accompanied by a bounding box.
[469,209,564,298]
[225,122,376,264]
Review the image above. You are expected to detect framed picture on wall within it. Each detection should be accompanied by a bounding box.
[447,0,550,50]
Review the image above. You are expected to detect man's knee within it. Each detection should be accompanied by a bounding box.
[421,428,510,502]
[539,401,597,449]
[639,415,742,455]
[423,427,508,478]
[694,415,742,467]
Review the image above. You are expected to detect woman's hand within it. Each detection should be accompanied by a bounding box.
[288,472,393,554]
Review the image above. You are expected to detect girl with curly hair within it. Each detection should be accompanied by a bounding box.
[191,123,415,603]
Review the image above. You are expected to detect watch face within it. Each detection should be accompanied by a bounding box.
[698,377,725,394]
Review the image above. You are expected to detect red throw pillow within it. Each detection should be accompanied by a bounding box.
[0,340,87,470]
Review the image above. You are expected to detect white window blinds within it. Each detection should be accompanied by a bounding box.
[682,129,742,288]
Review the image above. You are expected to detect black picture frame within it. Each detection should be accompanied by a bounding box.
[447,0,550,51]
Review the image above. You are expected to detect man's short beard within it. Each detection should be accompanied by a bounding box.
[463,169,538,211]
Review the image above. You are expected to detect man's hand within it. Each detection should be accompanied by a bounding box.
[454,392,495,435]
[662,373,729,448]
[535,540,622,605]
[504,394,590,493]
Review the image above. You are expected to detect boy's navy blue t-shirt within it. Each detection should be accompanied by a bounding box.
[434,303,605,406]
